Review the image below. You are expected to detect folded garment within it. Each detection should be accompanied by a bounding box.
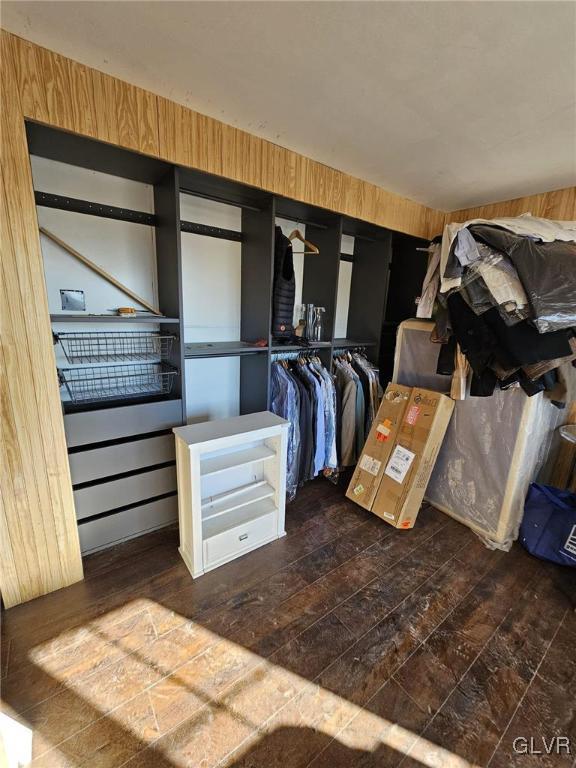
[522,337,576,381]
[441,214,576,292]
[471,256,528,313]
[447,292,574,378]
[454,228,482,267]
[468,225,576,333]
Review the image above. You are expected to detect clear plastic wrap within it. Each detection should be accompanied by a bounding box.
[392,320,562,549]
[466,225,576,334]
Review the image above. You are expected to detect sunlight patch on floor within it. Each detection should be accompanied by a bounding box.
[26,599,479,768]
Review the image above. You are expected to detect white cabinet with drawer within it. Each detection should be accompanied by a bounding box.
[173,411,289,578]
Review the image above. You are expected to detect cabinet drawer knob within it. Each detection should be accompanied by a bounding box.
[239,533,249,541]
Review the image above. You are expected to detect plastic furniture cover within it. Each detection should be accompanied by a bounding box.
[392,319,561,549]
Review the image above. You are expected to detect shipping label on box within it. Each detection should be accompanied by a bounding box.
[346,383,411,511]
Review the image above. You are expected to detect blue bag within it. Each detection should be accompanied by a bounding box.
[520,483,576,567]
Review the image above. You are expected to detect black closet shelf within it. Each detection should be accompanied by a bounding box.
[185,341,269,358]
[50,314,180,323]
[333,338,378,348]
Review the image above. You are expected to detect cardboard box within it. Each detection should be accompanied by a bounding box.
[371,388,455,529]
[345,383,412,511]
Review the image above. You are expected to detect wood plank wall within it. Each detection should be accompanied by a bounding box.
[0,27,574,606]
[1,32,83,608]
[447,187,576,226]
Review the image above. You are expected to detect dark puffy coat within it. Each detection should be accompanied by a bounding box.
[272,226,296,338]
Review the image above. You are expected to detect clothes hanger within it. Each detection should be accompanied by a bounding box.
[288,229,319,255]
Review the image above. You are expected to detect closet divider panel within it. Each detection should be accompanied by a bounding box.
[346,230,392,362]
[301,216,343,347]
[240,200,275,344]
[154,167,186,418]
[1,42,83,607]
[240,199,275,414]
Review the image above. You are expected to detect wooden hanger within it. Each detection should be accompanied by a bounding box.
[288,229,319,255]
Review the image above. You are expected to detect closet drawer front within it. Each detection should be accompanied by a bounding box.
[69,434,175,485]
[203,512,276,570]
[74,466,177,521]
[78,495,178,554]
[64,400,183,448]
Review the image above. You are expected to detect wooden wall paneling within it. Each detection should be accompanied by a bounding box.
[1,36,83,607]
[172,101,196,169]
[137,87,160,156]
[192,112,217,177]
[447,186,576,225]
[0,484,24,609]
[261,140,288,198]
[156,95,179,164]
[3,30,439,237]
[5,33,49,123]
[92,69,119,145]
[67,58,98,138]
[5,72,83,585]
[113,76,162,155]
[114,79,141,152]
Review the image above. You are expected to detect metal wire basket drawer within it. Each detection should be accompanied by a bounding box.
[59,362,178,404]
[55,331,175,364]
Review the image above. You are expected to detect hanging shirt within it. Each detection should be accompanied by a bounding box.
[299,363,325,476]
[271,363,300,500]
[334,360,357,467]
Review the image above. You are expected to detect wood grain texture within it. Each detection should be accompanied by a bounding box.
[3,30,437,238]
[2,26,575,607]
[1,32,83,608]
[1,483,572,768]
[447,186,576,226]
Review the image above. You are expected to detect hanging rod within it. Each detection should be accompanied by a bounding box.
[35,190,243,241]
[180,187,262,212]
[35,191,156,226]
[180,221,242,241]
[271,350,320,361]
[333,346,367,355]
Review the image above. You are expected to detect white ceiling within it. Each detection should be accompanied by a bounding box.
[4,1,576,210]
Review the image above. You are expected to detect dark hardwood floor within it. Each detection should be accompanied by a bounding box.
[1,478,574,768]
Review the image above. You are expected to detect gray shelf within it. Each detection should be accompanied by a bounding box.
[333,338,378,348]
[185,341,269,358]
[51,314,180,323]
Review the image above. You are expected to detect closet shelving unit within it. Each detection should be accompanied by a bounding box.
[174,412,288,577]
[27,121,425,555]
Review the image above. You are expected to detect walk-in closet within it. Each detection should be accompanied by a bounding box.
[2,7,574,768]
[27,122,425,556]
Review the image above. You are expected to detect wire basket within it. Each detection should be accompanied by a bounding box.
[59,362,178,404]
[54,331,175,364]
